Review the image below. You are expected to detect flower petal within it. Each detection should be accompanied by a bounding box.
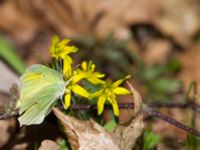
[108,97,119,116]
[64,92,71,109]
[52,35,60,46]
[90,89,104,99]
[72,73,86,83]
[97,96,106,115]
[113,87,131,95]
[111,75,131,88]
[91,63,95,72]
[71,84,89,98]
[88,76,105,84]
[63,55,73,78]
[58,39,70,49]
[81,61,87,71]
[93,72,105,78]
[63,46,78,54]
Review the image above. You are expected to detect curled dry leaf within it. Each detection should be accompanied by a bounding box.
[178,44,200,104]
[38,139,60,150]
[143,39,172,64]
[112,82,144,150]
[0,0,159,40]
[156,0,200,47]
[0,0,38,44]
[126,81,142,117]
[53,83,144,150]
[53,107,120,150]
[112,113,144,150]
[0,119,16,148]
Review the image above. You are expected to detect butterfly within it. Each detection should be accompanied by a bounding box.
[17,64,65,126]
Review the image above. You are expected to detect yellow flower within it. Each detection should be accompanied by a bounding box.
[49,35,78,78]
[64,74,90,109]
[63,55,73,78]
[90,75,131,116]
[49,35,78,60]
[64,61,105,109]
[73,61,105,84]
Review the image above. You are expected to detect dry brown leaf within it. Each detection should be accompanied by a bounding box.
[1,0,199,49]
[53,83,144,150]
[12,143,28,150]
[0,0,159,40]
[112,83,144,150]
[53,107,144,150]
[143,39,172,64]
[95,0,159,39]
[53,107,120,150]
[113,113,144,150]
[38,140,60,150]
[0,119,16,148]
[126,81,143,117]
[0,1,38,44]
[178,44,200,104]
[156,0,200,47]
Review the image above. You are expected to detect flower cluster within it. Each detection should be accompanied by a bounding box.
[49,36,131,116]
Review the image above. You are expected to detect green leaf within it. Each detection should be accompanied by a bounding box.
[144,65,165,81]
[152,78,180,94]
[167,58,182,73]
[58,139,70,150]
[103,119,117,131]
[17,64,65,126]
[142,128,160,150]
[0,35,25,74]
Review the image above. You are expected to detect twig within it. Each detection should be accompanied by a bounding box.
[0,103,134,120]
[1,102,200,138]
[71,103,134,110]
[143,104,200,138]
[148,102,200,112]
[0,113,18,120]
[145,108,200,138]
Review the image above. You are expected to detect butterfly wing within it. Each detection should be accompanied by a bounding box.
[17,64,65,126]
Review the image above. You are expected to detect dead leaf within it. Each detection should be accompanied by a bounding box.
[143,39,172,64]
[12,143,28,150]
[94,0,159,39]
[126,81,142,117]
[0,0,159,40]
[0,119,16,148]
[53,83,144,150]
[113,83,144,150]
[113,113,144,150]
[0,1,38,44]
[178,44,200,104]
[155,0,200,47]
[1,0,199,48]
[38,140,60,150]
[53,107,121,150]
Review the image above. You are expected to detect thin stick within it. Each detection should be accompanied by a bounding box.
[0,113,18,120]
[148,102,200,112]
[71,103,134,110]
[147,109,200,138]
[0,103,134,120]
[1,102,200,138]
